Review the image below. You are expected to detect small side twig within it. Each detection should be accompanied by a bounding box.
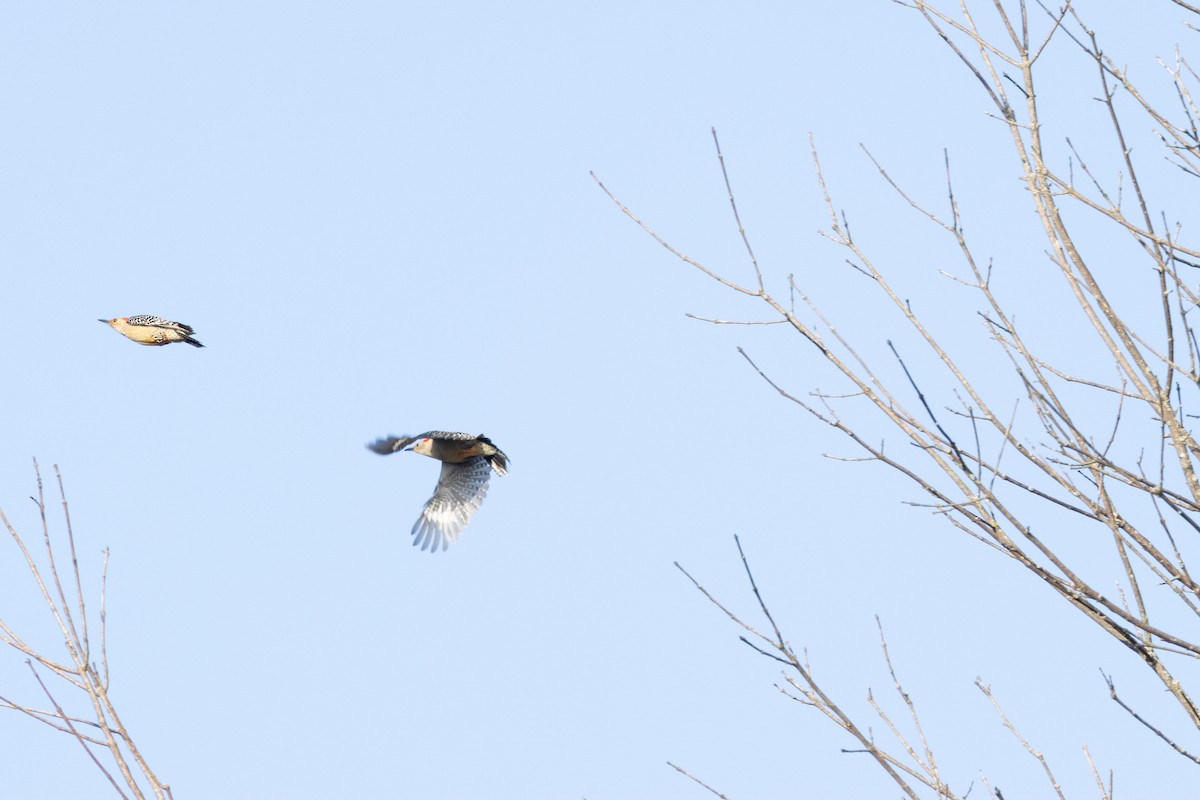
[1102,670,1200,763]
[667,761,730,799]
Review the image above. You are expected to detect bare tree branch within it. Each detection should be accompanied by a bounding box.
[0,462,171,797]
[599,0,1200,793]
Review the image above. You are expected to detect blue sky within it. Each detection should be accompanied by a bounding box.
[0,2,1197,797]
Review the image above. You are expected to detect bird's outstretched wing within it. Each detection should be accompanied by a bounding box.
[366,435,419,455]
[126,315,194,334]
[411,457,493,551]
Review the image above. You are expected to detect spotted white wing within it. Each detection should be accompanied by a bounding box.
[127,314,194,334]
[411,456,493,552]
[126,314,172,327]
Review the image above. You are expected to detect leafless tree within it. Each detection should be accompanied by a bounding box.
[597,0,1200,796]
[0,461,171,799]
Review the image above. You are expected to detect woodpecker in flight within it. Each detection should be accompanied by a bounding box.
[99,315,204,348]
[367,431,509,552]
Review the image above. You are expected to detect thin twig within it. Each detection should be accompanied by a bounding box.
[28,662,129,800]
[667,762,730,799]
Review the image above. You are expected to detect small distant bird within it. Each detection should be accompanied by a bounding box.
[367,431,509,552]
[99,315,204,348]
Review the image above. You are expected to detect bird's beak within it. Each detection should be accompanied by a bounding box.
[97,318,108,323]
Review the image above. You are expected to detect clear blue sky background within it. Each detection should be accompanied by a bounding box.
[0,2,1196,797]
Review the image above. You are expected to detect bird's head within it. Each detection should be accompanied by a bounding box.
[407,438,435,457]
